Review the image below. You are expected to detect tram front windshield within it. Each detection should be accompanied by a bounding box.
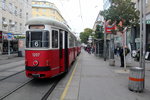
[26,31,49,48]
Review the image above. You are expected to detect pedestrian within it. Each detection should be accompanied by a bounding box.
[119,47,124,67]
[91,45,95,54]
[114,46,120,57]
[118,46,130,67]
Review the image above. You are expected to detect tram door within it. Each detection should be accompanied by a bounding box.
[64,31,69,72]
[59,30,63,72]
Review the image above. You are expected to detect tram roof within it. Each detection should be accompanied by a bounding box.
[26,17,70,31]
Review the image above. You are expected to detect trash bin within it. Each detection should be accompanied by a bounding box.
[128,67,144,92]
[18,51,23,57]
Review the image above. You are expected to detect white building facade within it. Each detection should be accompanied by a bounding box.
[0,0,32,54]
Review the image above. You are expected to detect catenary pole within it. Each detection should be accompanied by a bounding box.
[142,0,146,70]
[140,0,143,68]
[140,0,146,88]
[104,21,107,61]
[143,0,146,88]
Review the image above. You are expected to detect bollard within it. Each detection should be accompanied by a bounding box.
[128,67,144,92]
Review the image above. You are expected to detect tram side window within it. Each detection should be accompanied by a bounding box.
[52,30,58,48]
[69,34,74,48]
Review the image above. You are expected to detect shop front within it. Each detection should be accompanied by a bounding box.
[0,31,2,54]
[2,32,19,54]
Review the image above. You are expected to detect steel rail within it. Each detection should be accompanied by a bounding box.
[0,70,25,82]
[0,79,33,100]
[0,64,24,72]
[41,77,62,100]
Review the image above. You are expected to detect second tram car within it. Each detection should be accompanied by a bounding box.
[25,17,81,78]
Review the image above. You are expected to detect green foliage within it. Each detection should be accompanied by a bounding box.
[14,35,25,39]
[80,28,93,43]
[94,25,104,39]
[100,0,139,32]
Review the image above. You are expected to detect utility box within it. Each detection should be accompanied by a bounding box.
[128,67,144,92]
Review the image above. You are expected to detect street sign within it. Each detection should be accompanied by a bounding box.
[105,25,116,34]
[146,20,150,24]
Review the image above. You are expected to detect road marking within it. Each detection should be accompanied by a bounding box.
[60,56,80,100]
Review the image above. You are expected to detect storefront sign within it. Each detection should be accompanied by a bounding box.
[146,20,150,24]
[0,32,2,43]
[0,32,2,39]
[7,33,13,40]
[105,25,116,33]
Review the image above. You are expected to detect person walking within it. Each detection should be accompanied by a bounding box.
[119,47,124,67]
[115,46,130,67]
[117,46,130,67]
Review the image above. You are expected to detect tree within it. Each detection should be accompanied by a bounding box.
[100,0,140,66]
[94,24,104,39]
[80,28,93,43]
[100,0,139,32]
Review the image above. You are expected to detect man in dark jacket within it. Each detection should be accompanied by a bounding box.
[115,46,130,67]
[119,47,124,67]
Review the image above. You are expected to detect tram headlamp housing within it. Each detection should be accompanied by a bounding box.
[33,60,39,66]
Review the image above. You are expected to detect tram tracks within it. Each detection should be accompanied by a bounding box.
[41,76,62,100]
[0,62,62,100]
[0,70,24,81]
[0,79,33,100]
[0,74,62,100]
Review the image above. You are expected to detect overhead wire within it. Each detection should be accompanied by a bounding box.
[78,0,84,31]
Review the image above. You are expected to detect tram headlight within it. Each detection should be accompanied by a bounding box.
[33,60,39,66]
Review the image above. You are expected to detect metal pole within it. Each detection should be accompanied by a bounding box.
[104,21,107,61]
[8,40,10,55]
[110,34,115,59]
[140,0,143,67]
[142,0,146,89]
[143,0,146,69]
[123,31,127,71]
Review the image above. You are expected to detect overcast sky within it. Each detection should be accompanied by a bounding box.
[47,0,103,33]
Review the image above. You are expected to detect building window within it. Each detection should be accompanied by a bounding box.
[2,17,7,29]
[15,22,17,31]
[2,0,6,10]
[51,16,55,19]
[26,13,28,21]
[9,20,12,31]
[43,9,46,12]
[14,6,17,16]
[52,10,55,14]
[36,8,39,12]
[20,9,22,18]
[9,3,13,13]
[20,23,22,32]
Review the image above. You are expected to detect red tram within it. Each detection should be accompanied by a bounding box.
[25,17,81,78]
